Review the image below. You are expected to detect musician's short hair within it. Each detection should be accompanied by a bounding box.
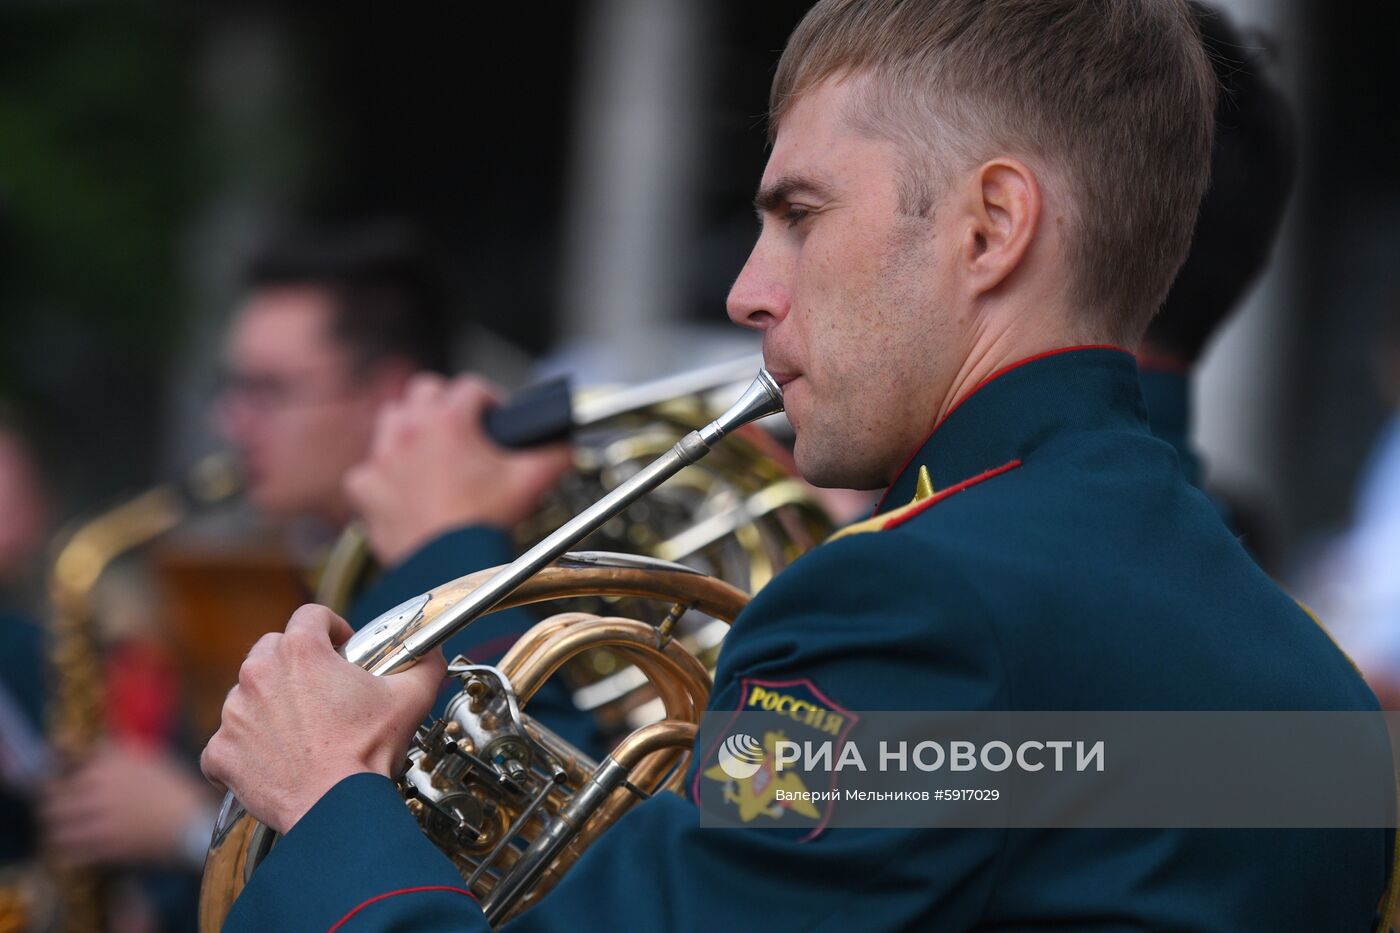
[770,0,1216,344]
[246,221,451,374]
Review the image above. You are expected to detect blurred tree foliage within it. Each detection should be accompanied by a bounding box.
[0,1,197,495]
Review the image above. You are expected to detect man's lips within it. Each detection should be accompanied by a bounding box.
[767,371,800,389]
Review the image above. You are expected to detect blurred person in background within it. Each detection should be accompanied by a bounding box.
[1137,1,1296,566]
[38,222,454,931]
[219,222,452,545]
[40,222,578,925]
[0,409,53,608]
[224,222,572,647]
[0,409,53,869]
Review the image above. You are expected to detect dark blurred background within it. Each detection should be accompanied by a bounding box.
[0,0,1396,559]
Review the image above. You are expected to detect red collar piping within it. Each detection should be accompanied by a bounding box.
[872,344,1129,514]
[881,459,1023,530]
[1135,348,1192,375]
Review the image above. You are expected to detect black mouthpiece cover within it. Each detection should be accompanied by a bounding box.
[483,376,574,449]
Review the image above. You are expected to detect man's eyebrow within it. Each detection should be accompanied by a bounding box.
[753,176,834,217]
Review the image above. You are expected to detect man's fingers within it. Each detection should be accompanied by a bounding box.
[245,630,281,661]
[50,815,127,867]
[284,603,355,646]
[385,648,449,715]
[343,462,379,511]
[517,441,574,482]
[46,824,107,866]
[45,810,104,842]
[200,738,229,790]
[369,400,418,460]
[405,371,447,404]
[443,375,501,426]
[39,788,100,828]
[47,761,107,802]
[398,647,447,689]
[201,759,229,795]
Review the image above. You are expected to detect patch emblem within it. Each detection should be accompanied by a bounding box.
[693,678,858,841]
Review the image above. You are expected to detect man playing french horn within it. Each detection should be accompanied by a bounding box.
[202,0,1394,929]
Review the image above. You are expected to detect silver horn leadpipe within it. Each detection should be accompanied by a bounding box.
[343,369,784,676]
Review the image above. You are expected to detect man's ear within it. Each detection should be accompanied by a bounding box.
[961,158,1042,297]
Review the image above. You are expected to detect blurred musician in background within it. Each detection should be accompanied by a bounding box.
[42,223,446,872]
[218,222,453,543]
[41,222,580,922]
[1137,2,1297,567]
[0,409,53,872]
[0,410,53,612]
[35,223,456,932]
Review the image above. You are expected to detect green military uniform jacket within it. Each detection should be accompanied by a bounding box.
[1137,364,1204,491]
[225,347,1392,931]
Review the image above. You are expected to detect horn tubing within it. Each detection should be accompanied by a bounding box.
[345,370,782,676]
[569,352,763,427]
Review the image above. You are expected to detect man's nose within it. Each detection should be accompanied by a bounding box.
[726,238,790,332]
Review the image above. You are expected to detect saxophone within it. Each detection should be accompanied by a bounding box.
[41,454,240,933]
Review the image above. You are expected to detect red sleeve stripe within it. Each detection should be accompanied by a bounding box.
[327,885,476,932]
[882,460,1022,531]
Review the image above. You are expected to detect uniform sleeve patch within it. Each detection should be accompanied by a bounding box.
[692,678,859,842]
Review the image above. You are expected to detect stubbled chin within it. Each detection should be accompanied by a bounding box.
[794,429,892,491]
[780,379,804,431]
[792,433,838,488]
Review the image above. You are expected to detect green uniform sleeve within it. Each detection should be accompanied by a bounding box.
[228,529,1009,932]
[223,773,490,932]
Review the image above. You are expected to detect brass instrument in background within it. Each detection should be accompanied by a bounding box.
[201,371,787,929]
[38,454,242,933]
[316,356,831,738]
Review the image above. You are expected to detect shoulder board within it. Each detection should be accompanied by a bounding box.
[827,459,1021,543]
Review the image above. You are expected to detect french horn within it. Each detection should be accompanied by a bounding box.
[315,356,831,737]
[200,371,786,929]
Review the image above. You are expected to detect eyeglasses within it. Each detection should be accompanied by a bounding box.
[214,369,362,415]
